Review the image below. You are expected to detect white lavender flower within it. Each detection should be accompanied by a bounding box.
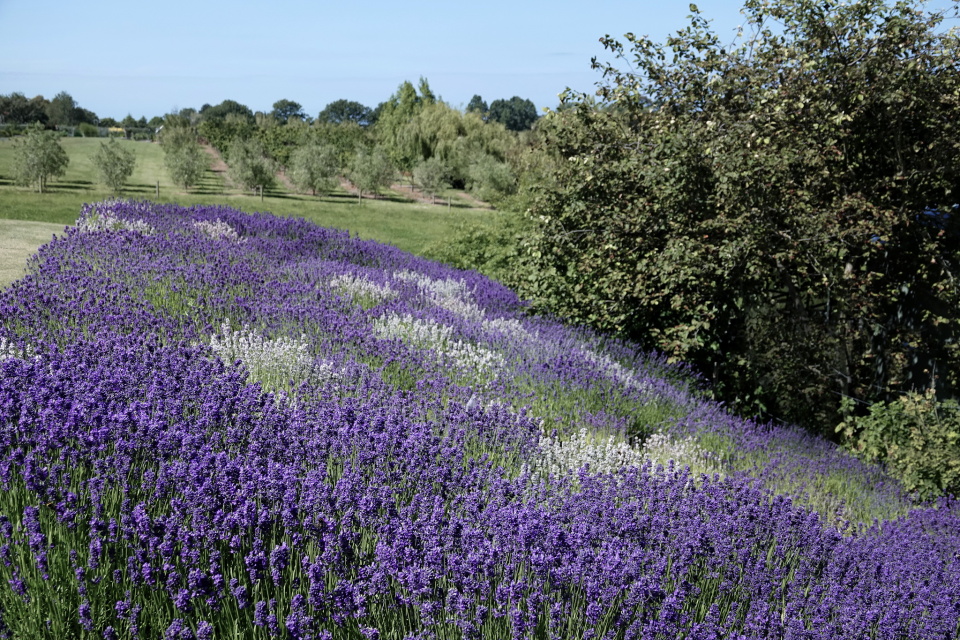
[208,320,337,392]
[528,427,722,479]
[76,202,155,235]
[481,317,539,344]
[373,313,503,378]
[578,348,652,394]
[393,270,485,321]
[329,274,398,307]
[642,431,722,477]
[0,336,34,362]
[192,219,244,243]
[533,427,649,477]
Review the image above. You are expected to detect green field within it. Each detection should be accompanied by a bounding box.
[0,137,493,282]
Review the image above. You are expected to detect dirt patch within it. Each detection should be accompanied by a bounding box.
[201,144,228,174]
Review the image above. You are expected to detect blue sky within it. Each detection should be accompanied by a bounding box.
[1,1,956,121]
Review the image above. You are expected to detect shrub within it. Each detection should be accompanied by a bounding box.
[838,391,960,500]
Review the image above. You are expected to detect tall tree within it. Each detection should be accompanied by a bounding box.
[46,91,78,126]
[0,93,48,124]
[92,139,136,193]
[199,100,255,124]
[316,100,374,126]
[374,78,437,171]
[227,138,276,193]
[287,144,339,196]
[270,99,306,124]
[12,126,69,193]
[347,146,395,201]
[466,95,488,117]
[522,0,960,434]
[487,97,538,131]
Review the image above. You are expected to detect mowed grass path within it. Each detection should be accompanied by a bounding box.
[0,137,493,288]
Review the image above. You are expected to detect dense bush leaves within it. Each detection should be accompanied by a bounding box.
[522,0,960,434]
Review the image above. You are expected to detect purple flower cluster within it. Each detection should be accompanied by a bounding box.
[0,200,957,638]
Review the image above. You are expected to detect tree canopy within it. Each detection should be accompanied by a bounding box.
[12,126,69,193]
[317,100,374,127]
[270,99,307,124]
[487,96,538,131]
[520,0,960,434]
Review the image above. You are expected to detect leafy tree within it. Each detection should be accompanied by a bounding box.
[11,126,69,192]
[375,78,437,171]
[521,0,960,435]
[0,92,48,124]
[92,139,136,193]
[311,121,373,170]
[270,99,306,124]
[46,91,78,126]
[467,154,515,204]
[317,100,374,126]
[488,96,538,131]
[287,144,339,196]
[165,143,209,190]
[257,124,310,168]
[199,100,254,124]
[227,138,276,193]
[347,146,395,201]
[161,126,209,190]
[466,95,488,117]
[413,156,452,203]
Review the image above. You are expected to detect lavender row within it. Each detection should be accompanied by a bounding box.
[0,200,957,638]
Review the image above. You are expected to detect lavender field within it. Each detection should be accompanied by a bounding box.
[0,200,958,639]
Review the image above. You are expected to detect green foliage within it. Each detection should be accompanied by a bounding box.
[488,96,538,131]
[256,122,311,168]
[77,122,98,138]
[45,91,78,126]
[317,99,374,126]
[347,146,395,200]
[0,92,49,125]
[423,210,531,285]
[163,134,210,191]
[226,137,276,193]
[12,126,69,193]
[838,391,960,500]
[521,0,960,434]
[310,121,372,170]
[374,78,437,171]
[92,139,136,193]
[413,156,451,202]
[287,144,339,196]
[270,98,306,124]
[467,154,515,204]
[466,95,488,116]
[199,99,254,124]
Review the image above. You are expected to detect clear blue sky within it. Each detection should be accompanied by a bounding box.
[1,0,956,121]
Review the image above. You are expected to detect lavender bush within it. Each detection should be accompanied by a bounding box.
[0,200,957,639]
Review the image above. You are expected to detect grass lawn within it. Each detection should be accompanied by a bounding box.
[0,136,494,286]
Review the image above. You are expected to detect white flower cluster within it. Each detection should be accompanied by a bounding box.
[578,348,651,394]
[208,320,336,391]
[393,270,485,321]
[192,219,244,243]
[76,203,155,235]
[329,274,398,306]
[373,313,504,378]
[533,427,649,477]
[642,431,722,477]
[0,336,34,362]
[529,428,722,478]
[481,317,539,344]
